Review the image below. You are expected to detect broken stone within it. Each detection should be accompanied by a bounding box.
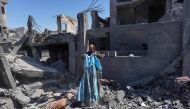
[68,88,77,95]
[149,101,162,108]
[53,92,62,97]
[109,100,117,109]
[116,90,125,103]
[133,97,143,106]
[20,85,35,96]
[6,54,58,78]
[27,80,58,89]
[172,100,184,109]
[9,87,30,106]
[0,97,14,109]
[0,88,7,96]
[31,89,45,98]
[66,93,75,100]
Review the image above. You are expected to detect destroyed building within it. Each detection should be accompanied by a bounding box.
[78,0,188,84]
[0,0,8,37]
[0,0,188,91]
[0,0,78,88]
[57,14,78,35]
[1,0,190,108]
[17,15,78,76]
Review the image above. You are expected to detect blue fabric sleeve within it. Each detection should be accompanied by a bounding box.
[94,55,102,72]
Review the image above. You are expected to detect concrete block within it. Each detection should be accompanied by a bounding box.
[0,46,16,89]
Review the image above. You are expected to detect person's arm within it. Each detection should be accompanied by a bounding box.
[95,51,105,58]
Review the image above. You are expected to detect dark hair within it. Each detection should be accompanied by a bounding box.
[89,43,95,46]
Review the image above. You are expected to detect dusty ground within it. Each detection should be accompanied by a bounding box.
[1,71,190,109]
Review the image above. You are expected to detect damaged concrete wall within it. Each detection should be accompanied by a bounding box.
[101,21,182,83]
[57,15,78,35]
[110,25,149,51]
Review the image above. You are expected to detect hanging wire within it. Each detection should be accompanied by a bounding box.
[30,16,43,34]
[80,0,104,13]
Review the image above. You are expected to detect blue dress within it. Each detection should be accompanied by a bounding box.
[77,53,102,103]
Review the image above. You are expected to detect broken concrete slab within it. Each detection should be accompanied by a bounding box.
[109,100,117,109]
[116,90,125,103]
[8,87,30,107]
[31,89,45,99]
[0,97,14,109]
[27,80,58,89]
[20,85,35,96]
[6,54,58,78]
[0,46,16,89]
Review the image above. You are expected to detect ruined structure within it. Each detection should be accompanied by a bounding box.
[0,0,188,89]
[0,0,17,89]
[16,15,78,76]
[1,0,190,108]
[57,14,78,35]
[76,0,187,84]
[0,0,8,39]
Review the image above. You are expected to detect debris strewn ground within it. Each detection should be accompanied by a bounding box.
[1,70,189,109]
[0,0,189,109]
[6,54,58,78]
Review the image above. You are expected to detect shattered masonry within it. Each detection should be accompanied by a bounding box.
[1,0,190,109]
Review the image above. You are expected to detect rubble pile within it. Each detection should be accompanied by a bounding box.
[1,67,190,109]
[0,49,188,109]
[0,72,79,109]
[65,74,190,109]
[5,54,58,78]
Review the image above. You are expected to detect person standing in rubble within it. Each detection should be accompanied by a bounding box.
[77,44,104,106]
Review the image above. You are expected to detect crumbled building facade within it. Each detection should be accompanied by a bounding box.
[1,0,190,108]
[80,0,187,84]
[57,14,78,35]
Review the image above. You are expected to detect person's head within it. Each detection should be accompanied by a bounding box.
[89,44,95,52]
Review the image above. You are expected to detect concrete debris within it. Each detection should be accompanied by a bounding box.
[0,97,14,109]
[5,54,58,78]
[20,85,35,96]
[8,87,30,106]
[27,80,58,89]
[63,74,190,109]
[116,90,125,103]
[0,72,189,109]
[0,0,190,109]
[31,89,45,98]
